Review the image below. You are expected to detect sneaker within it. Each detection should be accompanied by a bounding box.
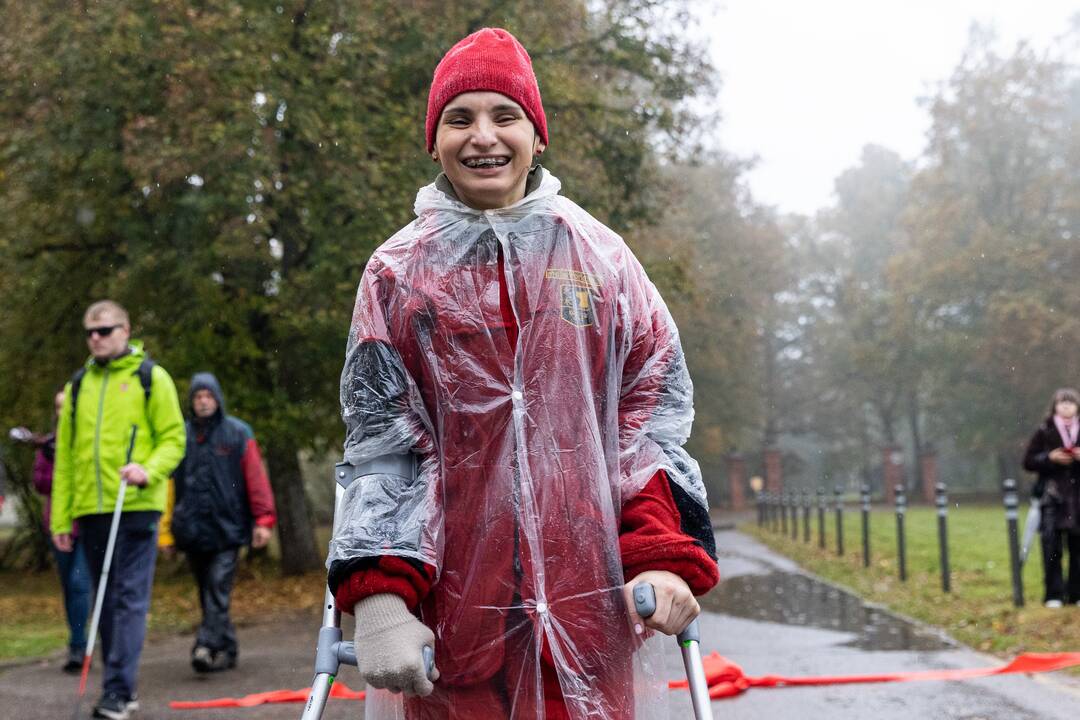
[1045,599,1064,608]
[204,649,236,672]
[92,692,130,720]
[126,693,139,711]
[191,645,214,673]
[62,647,83,674]
[192,645,235,673]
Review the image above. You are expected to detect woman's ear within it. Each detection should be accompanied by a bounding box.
[535,142,546,156]
[431,151,439,162]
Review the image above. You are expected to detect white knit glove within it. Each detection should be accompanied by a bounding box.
[353,594,438,696]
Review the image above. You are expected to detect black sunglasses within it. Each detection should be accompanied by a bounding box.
[85,325,122,338]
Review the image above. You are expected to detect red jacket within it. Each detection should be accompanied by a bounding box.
[331,171,717,718]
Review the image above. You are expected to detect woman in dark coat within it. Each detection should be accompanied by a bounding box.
[1023,387,1080,607]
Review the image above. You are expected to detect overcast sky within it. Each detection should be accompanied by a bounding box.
[702,1,1079,216]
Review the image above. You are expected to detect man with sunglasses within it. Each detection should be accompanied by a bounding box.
[52,300,186,720]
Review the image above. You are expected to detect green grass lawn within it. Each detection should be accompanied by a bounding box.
[744,504,1080,657]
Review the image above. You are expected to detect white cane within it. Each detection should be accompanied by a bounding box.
[72,425,138,719]
[634,582,713,720]
[1020,498,1040,566]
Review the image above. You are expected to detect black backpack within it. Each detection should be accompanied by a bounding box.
[68,358,156,445]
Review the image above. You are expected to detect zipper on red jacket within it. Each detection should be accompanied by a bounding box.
[497,243,525,580]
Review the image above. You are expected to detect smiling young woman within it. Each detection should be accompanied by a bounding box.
[330,27,717,720]
[433,92,545,210]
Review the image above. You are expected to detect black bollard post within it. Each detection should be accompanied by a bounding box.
[769,492,777,532]
[895,484,907,582]
[802,491,811,543]
[781,491,788,536]
[1004,478,1024,608]
[835,485,845,556]
[936,482,951,593]
[757,491,764,527]
[791,490,800,541]
[861,484,871,568]
[817,487,827,549]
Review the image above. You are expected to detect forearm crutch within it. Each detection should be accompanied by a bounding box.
[300,458,434,720]
[634,582,714,720]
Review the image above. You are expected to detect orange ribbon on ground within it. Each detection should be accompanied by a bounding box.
[669,651,1080,700]
[168,652,1080,709]
[168,680,365,709]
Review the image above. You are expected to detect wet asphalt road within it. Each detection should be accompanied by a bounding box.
[2,528,1080,718]
[696,528,1080,719]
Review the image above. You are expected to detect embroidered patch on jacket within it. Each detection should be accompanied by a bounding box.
[544,268,602,290]
[560,284,594,327]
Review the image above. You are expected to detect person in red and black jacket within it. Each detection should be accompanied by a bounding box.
[328,28,718,720]
[1023,387,1080,607]
[171,372,276,673]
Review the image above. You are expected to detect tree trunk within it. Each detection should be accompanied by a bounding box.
[857,418,874,490]
[907,390,924,492]
[997,449,1017,487]
[264,441,321,575]
[761,314,779,448]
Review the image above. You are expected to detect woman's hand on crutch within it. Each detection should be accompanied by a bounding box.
[624,570,699,636]
[353,593,439,696]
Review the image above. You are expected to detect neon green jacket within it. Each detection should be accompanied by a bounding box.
[51,341,186,536]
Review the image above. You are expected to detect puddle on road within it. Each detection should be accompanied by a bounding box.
[701,572,954,651]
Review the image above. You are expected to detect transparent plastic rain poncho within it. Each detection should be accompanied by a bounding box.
[332,169,708,719]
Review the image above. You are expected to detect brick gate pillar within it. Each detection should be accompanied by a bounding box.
[764,446,783,495]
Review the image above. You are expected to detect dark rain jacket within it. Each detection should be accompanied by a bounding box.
[1023,416,1080,532]
[171,373,276,553]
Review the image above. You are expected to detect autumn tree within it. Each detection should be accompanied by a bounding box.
[0,0,716,568]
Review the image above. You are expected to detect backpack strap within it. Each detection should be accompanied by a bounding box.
[137,358,156,402]
[68,367,87,446]
[138,358,156,438]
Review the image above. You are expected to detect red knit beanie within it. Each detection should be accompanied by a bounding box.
[425,28,549,153]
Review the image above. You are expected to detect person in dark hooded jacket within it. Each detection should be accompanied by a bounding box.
[171,372,277,672]
[1023,387,1080,607]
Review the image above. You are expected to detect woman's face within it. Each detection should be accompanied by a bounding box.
[1056,399,1078,419]
[434,91,544,210]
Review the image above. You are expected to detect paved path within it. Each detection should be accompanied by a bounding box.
[3,528,1079,718]
[0,616,357,719]
[701,528,1080,719]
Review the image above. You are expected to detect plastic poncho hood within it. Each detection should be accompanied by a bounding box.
[332,168,705,719]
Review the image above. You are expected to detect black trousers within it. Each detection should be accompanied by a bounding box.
[188,548,239,656]
[81,511,159,700]
[1040,527,1080,603]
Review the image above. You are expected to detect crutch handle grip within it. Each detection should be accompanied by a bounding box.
[632,582,701,644]
[633,582,713,719]
[423,645,435,680]
[332,639,436,681]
